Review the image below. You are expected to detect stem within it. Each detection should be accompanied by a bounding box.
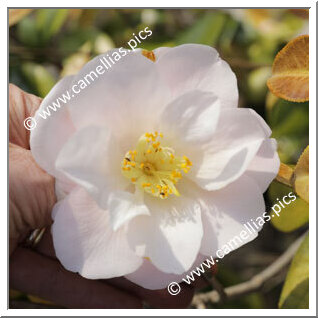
[192,231,307,307]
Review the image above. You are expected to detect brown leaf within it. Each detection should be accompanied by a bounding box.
[276,163,294,187]
[267,35,309,102]
[142,50,156,62]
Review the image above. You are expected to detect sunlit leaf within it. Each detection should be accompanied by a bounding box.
[279,233,309,308]
[267,35,309,102]
[94,33,115,54]
[176,11,227,46]
[9,9,33,26]
[276,163,294,187]
[17,16,39,47]
[36,9,69,43]
[21,63,56,98]
[294,146,309,203]
[61,52,90,77]
[269,181,308,233]
[247,67,272,103]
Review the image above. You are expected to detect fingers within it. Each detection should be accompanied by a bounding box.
[35,229,196,308]
[9,84,42,149]
[34,226,56,259]
[36,230,194,308]
[105,277,194,309]
[9,147,56,255]
[10,247,142,309]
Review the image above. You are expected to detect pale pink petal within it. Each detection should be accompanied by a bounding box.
[127,194,203,275]
[63,49,171,152]
[153,47,170,60]
[108,190,150,231]
[125,253,207,290]
[52,187,142,279]
[194,175,266,256]
[188,108,269,191]
[155,44,238,109]
[55,125,128,208]
[30,75,76,178]
[159,90,220,145]
[245,138,280,193]
[55,178,77,201]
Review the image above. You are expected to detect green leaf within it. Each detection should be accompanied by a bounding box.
[279,234,309,308]
[17,16,39,47]
[21,63,56,97]
[176,11,227,46]
[268,181,308,232]
[247,67,272,103]
[36,9,69,44]
[266,92,309,164]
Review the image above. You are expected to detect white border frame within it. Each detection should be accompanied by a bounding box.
[3,1,316,316]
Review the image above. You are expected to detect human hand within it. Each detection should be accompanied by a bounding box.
[9,84,196,309]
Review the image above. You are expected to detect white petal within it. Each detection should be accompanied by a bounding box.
[125,253,207,290]
[55,178,77,201]
[159,90,220,145]
[108,190,150,231]
[127,194,203,275]
[155,44,238,109]
[195,175,266,256]
[64,49,171,152]
[189,108,269,191]
[245,138,280,193]
[55,125,128,209]
[52,187,142,279]
[153,47,171,60]
[30,75,76,178]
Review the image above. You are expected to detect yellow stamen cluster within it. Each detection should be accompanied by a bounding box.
[121,132,192,199]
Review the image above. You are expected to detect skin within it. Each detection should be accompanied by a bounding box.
[9,84,203,309]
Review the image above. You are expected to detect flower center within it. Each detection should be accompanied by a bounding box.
[121,132,192,199]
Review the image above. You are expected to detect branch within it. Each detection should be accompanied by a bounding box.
[192,231,307,307]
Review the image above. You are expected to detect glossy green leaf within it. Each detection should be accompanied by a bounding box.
[266,92,309,164]
[279,234,309,308]
[176,11,227,46]
[36,9,69,43]
[268,182,308,232]
[21,63,56,97]
[17,16,39,46]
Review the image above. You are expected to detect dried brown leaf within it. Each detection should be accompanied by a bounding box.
[267,35,309,102]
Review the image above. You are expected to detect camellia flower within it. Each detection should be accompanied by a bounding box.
[30,44,280,289]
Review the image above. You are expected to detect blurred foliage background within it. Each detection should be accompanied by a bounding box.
[9,8,309,309]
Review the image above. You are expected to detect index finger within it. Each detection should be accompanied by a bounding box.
[9,83,42,149]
